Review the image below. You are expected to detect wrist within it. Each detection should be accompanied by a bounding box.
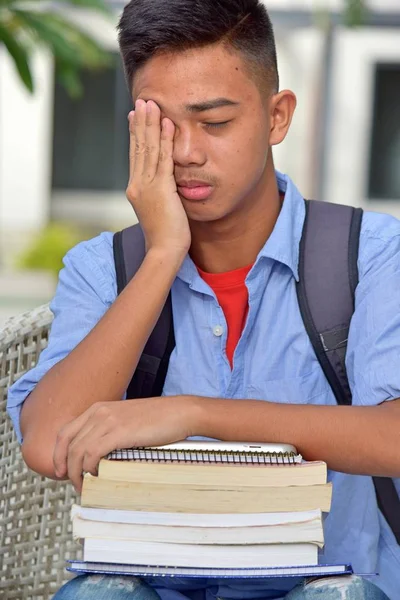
[182,395,213,438]
[146,246,187,272]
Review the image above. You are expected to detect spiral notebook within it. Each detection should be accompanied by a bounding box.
[67,561,353,579]
[106,441,303,465]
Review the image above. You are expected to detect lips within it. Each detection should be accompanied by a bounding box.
[176,180,214,201]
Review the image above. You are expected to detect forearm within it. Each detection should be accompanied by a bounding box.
[20,248,183,457]
[191,396,400,477]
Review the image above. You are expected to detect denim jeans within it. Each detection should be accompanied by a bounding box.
[52,575,390,600]
[286,576,389,599]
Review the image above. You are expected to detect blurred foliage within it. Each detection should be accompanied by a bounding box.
[0,0,114,97]
[314,0,368,29]
[16,222,88,277]
[343,0,367,27]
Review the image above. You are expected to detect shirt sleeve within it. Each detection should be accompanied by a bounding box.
[6,232,117,444]
[346,211,400,407]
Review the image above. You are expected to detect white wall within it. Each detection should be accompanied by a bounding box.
[273,28,325,197]
[0,11,120,266]
[0,47,54,265]
[0,48,53,230]
[326,27,400,218]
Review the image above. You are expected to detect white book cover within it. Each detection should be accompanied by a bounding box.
[72,504,322,527]
[72,507,324,547]
[83,538,319,569]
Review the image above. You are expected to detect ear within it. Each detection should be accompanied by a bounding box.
[268,90,297,146]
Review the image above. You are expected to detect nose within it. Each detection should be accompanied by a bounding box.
[173,125,207,168]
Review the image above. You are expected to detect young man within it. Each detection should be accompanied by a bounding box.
[7,1,400,599]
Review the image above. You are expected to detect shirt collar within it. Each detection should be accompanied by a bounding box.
[256,170,305,282]
[177,170,305,286]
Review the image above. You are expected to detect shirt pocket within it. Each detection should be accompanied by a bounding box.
[247,368,334,406]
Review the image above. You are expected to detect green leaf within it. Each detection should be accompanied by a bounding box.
[343,0,367,27]
[0,21,34,91]
[13,9,112,69]
[56,60,84,97]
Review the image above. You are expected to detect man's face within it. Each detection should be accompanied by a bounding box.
[132,43,275,223]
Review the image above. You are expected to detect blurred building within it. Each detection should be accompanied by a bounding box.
[0,0,400,267]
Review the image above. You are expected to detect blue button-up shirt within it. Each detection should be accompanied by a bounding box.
[7,172,400,599]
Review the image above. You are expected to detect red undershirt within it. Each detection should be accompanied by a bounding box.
[197,263,252,369]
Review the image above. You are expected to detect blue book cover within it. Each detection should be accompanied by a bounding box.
[67,561,353,580]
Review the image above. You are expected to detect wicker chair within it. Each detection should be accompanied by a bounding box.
[0,304,82,600]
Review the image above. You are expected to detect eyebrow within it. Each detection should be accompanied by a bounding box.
[184,98,240,113]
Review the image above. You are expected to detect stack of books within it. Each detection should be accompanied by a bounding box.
[68,441,342,578]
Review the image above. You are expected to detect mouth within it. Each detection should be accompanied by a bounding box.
[176,180,214,202]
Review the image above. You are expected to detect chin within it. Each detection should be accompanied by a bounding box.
[182,197,237,224]
[185,206,231,223]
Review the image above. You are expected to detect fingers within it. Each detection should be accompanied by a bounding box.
[129,99,169,181]
[128,110,136,181]
[67,421,105,493]
[53,410,92,479]
[143,101,161,180]
[158,117,175,177]
[53,403,122,494]
[132,99,146,177]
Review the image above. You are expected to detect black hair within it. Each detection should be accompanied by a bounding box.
[117,0,279,93]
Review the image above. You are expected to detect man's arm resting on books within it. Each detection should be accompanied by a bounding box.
[19,248,185,480]
[52,394,400,493]
[189,395,400,478]
[52,395,195,492]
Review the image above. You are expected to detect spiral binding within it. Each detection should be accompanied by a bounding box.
[106,448,299,465]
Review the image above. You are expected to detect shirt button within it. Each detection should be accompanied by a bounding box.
[213,325,224,337]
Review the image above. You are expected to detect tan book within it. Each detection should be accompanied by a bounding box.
[81,475,332,513]
[98,459,327,488]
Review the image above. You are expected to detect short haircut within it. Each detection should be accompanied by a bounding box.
[117,0,279,94]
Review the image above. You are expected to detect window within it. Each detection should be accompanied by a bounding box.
[52,57,131,192]
[368,63,400,201]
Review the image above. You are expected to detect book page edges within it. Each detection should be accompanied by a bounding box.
[97,460,327,486]
[81,476,332,513]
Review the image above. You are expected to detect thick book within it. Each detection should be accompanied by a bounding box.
[71,505,325,546]
[67,560,354,579]
[98,459,327,488]
[81,475,332,513]
[82,538,319,568]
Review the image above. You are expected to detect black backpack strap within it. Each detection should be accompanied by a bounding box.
[374,477,400,543]
[296,199,362,406]
[113,224,175,399]
[297,199,400,545]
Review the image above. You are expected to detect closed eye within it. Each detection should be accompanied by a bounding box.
[204,121,232,129]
